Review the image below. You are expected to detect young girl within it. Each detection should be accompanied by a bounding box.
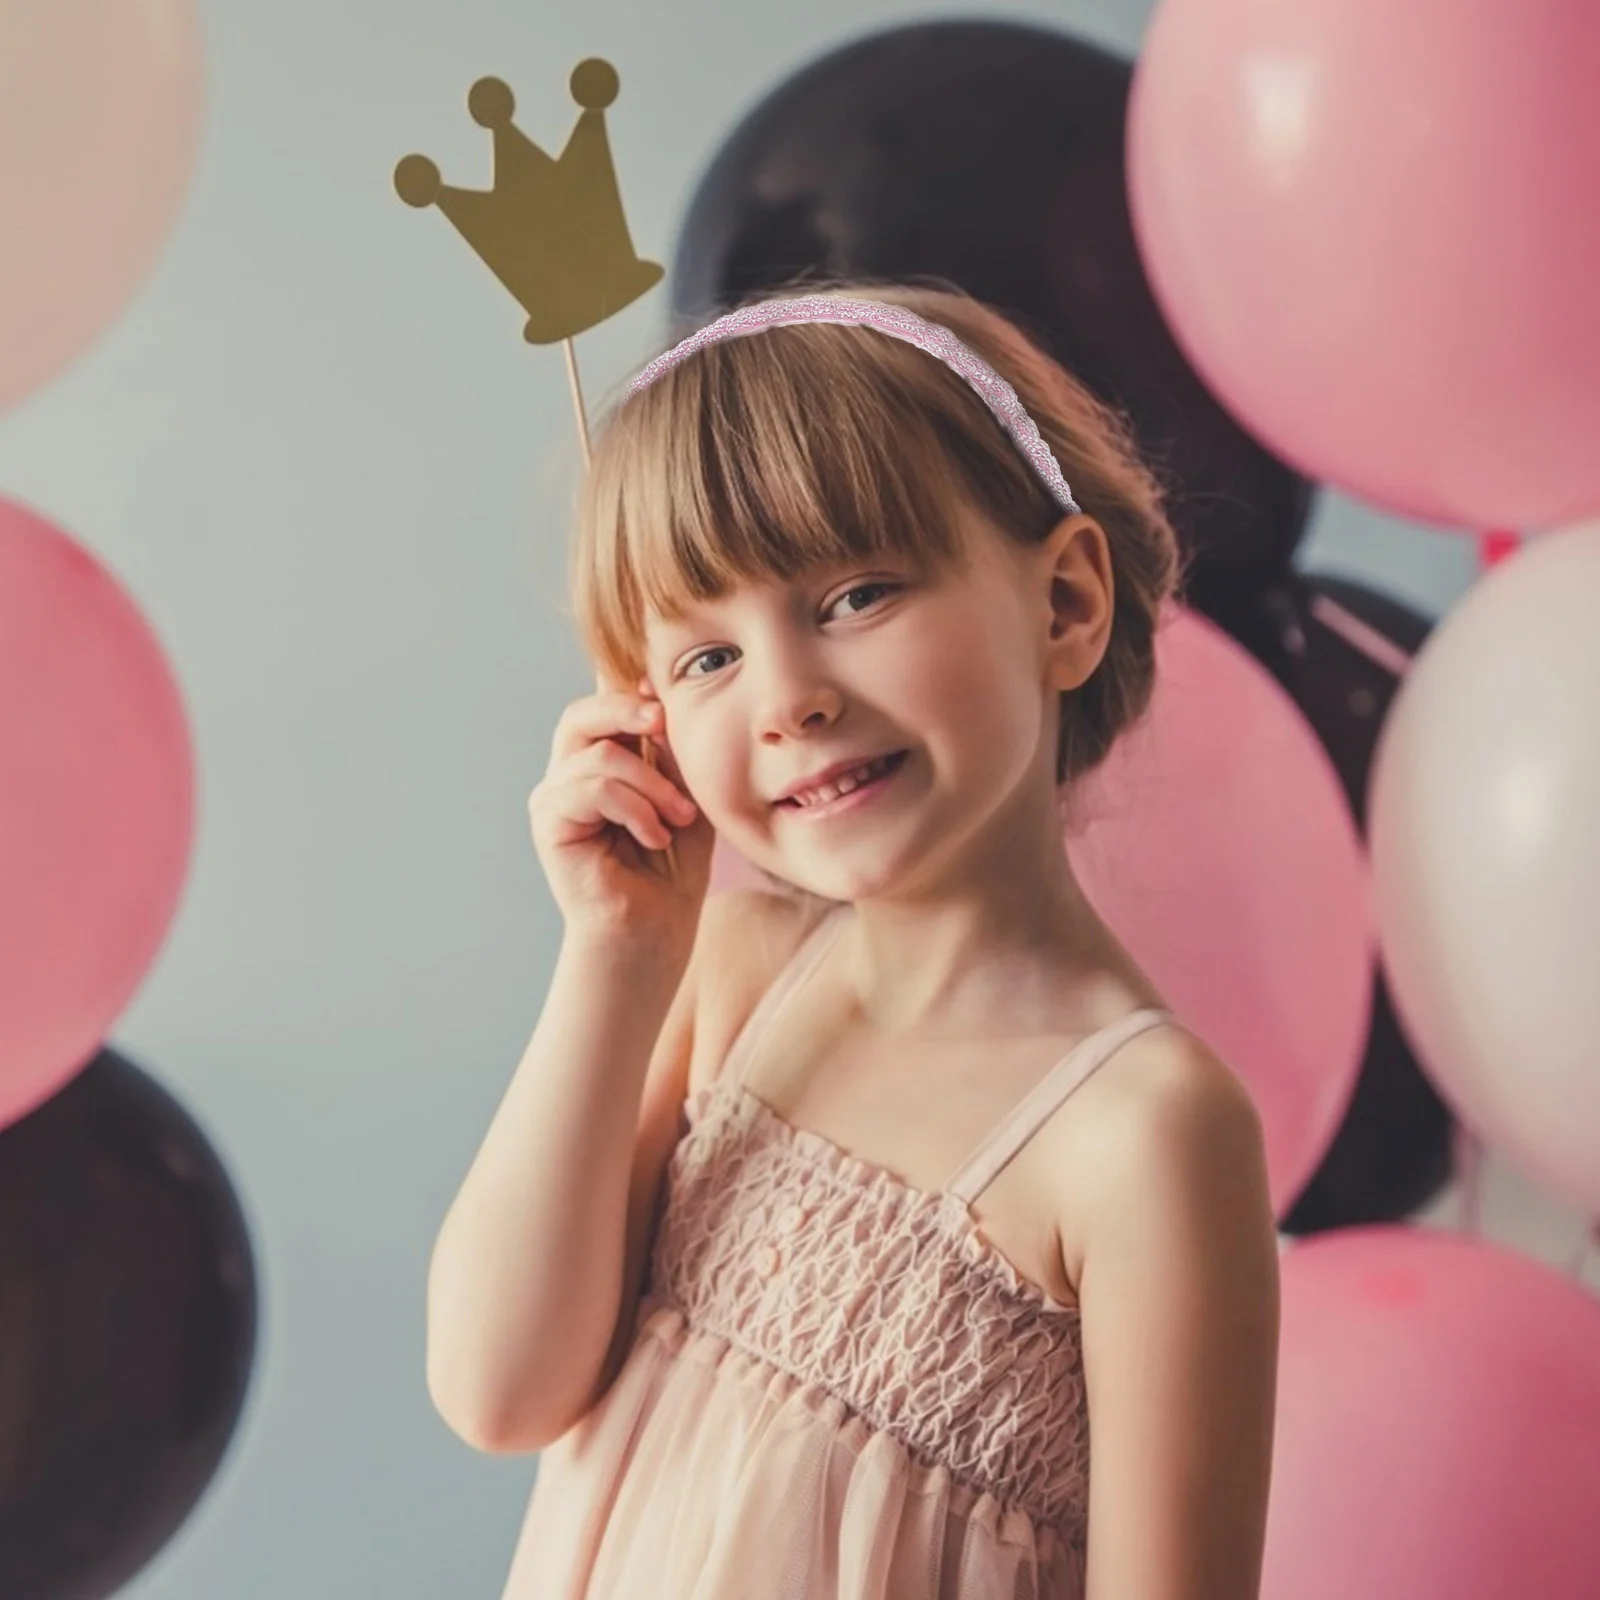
[426,282,1281,1599]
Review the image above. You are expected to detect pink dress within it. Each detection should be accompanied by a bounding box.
[501,904,1174,1599]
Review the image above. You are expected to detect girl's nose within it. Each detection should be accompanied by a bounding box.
[756,677,844,743]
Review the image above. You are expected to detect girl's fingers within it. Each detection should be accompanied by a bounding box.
[536,691,697,851]
[550,691,660,762]
[538,773,674,852]
[594,777,675,851]
[585,739,697,824]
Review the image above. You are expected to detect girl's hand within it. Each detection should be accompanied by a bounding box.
[527,688,713,955]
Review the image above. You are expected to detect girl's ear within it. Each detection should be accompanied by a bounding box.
[1040,515,1115,693]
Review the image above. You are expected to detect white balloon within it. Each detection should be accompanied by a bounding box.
[1369,520,1600,1216]
[0,0,204,412]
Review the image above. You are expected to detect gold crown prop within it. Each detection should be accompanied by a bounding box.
[396,59,675,873]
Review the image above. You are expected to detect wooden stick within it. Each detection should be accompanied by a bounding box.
[563,336,677,879]
[563,336,594,468]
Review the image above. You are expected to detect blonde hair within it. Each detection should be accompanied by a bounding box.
[569,277,1183,789]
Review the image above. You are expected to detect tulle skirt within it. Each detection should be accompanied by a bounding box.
[500,1299,1082,1600]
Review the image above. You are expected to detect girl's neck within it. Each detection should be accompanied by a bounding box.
[830,812,1141,1041]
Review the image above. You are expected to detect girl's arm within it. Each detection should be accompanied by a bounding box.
[424,922,701,1454]
[1077,1037,1281,1600]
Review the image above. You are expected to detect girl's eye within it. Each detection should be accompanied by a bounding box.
[681,644,738,679]
[826,581,898,619]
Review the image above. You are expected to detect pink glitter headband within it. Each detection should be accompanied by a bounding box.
[624,295,1083,517]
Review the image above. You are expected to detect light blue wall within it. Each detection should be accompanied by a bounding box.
[0,2,1484,1594]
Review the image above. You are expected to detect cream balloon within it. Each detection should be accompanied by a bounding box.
[0,0,203,412]
[1369,520,1600,1216]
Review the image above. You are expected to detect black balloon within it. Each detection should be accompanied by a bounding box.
[1253,573,1458,1233]
[0,1049,257,1600]
[1282,974,1458,1233]
[668,19,1318,626]
[1250,572,1434,829]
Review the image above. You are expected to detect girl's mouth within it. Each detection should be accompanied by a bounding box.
[777,750,909,818]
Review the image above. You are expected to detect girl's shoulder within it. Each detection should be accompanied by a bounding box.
[686,888,837,1099]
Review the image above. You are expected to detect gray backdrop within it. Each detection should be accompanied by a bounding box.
[0,1,1584,1595]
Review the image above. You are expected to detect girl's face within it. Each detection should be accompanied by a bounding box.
[642,507,1083,904]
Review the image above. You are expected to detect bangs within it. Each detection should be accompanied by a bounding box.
[571,319,1024,689]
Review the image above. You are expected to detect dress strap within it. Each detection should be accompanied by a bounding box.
[943,1008,1176,1205]
[720,902,849,1091]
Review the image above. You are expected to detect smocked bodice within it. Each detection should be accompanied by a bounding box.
[644,1075,1093,1541]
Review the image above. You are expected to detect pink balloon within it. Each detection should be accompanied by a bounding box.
[1267,1227,1600,1599]
[1127,0,1600,530]
[1067,608,1371,1213]
[0,498,195,1129]
[0,0,204,412]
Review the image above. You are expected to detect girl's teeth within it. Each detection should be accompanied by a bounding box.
[796,755,890,807]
